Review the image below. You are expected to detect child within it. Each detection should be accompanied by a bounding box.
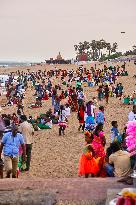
[110,121,122,143]
[65,104,71,117]
[96,106,105,125]
[78,131,99,178]
[58,105,68,136]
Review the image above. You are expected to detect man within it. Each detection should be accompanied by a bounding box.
[128,105,136,121]
[109,142,131,177]
[19,115,34,171]
[0,125,26,178]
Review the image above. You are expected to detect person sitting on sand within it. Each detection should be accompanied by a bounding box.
[108,142,131,178]
[30,97,42,108]
[42,91,49,100]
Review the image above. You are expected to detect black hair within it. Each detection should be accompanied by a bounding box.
[99,106,104,111]
[20,115,27,121]
[94,123,103,136]
[110,142,121,153]
[4,118,10,127]
[133,105,136,110]
[111,121,117,126]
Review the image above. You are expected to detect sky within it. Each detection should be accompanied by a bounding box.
[0,0,136,62]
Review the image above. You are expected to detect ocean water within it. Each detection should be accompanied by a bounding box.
[0,61,31,67]
[0,75,9,83]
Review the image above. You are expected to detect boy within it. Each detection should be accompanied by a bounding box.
[110,121,122,143]
[96,106,105,125]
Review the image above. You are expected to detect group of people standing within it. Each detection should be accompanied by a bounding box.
[0,115,34,178]
[0,61,135,181]
[78,105,136,184]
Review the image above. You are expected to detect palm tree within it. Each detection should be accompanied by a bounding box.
[111,42,118,53]
[74,41,91,60]
[90,40,97,60]
[106,43,112,56]
[95,39,107,59]
[96,41,102,58]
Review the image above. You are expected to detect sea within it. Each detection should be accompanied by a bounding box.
[0,61,32,68]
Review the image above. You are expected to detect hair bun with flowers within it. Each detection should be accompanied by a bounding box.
[84,131,91,138]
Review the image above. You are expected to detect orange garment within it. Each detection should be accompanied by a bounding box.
[78,146,99,176]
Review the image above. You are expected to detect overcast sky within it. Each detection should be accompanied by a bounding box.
[0,0,136,61]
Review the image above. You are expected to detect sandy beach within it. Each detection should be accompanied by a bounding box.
[0,61,135,179]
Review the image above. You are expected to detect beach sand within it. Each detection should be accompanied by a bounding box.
[0,61,135,178]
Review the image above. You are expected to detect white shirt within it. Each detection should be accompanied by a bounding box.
[128,111,136,121]
[46,120,52,128]
[65,107,71,116]
[19,121,34,144]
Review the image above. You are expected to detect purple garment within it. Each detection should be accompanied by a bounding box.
[86,103,92,116]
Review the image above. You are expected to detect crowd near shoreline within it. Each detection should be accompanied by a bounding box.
[0,60,135,181]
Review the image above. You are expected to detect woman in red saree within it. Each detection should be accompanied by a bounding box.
[92,123,106,177]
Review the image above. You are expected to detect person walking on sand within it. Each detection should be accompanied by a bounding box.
[104,84,109,104]
[19,115,34,171]
[0,125,26,178]
[58,105,68,136]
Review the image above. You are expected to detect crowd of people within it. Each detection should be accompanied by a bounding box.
[78,106,136,182]
[0,62,135,183]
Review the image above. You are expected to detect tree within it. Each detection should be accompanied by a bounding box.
[106,42,118,56]
[74,40,119,61]
[124,45,136,56]
[111,42,118,53]
[106,43,112,56]
[90,40,98,61]
[132,45,136,55]
[74,41,90,60]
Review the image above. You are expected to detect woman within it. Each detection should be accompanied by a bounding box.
[92,123,106,176]
[71,88,78,112]
[78,102,85,132]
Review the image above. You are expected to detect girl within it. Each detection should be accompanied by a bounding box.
[78,131,99,178]
[58,105,68,136]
